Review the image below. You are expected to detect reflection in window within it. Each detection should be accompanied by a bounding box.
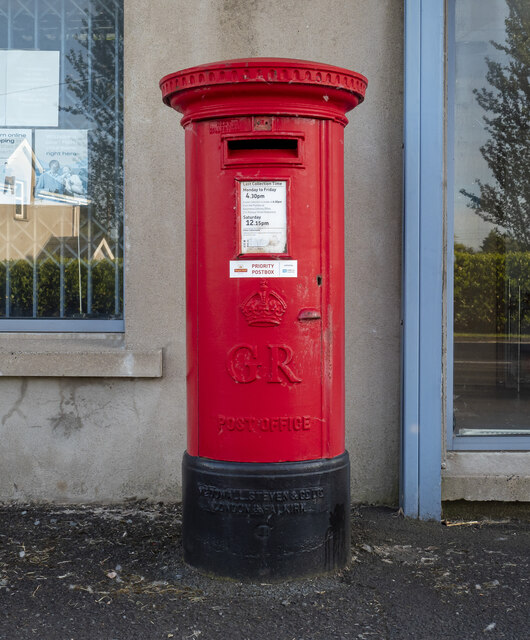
[453,0,530,435]
[0,0,123,324]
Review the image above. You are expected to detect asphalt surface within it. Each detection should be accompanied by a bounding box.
[0,503,528,639]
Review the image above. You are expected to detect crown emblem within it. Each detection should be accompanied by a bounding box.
[240,281,287,327]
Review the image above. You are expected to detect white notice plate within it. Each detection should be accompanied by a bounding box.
[230,260,297,278]
[240,180,287,254]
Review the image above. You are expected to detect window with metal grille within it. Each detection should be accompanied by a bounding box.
[0,0,123,331]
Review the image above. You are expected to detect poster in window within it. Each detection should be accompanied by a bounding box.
[0,129,33,206]
[0,56,6,126]
[0,51,60,127]
[34,129,89,206]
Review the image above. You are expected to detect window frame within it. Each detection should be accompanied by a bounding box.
[403,0,530,519]
[0,0,124,333]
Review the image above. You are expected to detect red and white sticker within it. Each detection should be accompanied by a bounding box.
[229,260,297,278]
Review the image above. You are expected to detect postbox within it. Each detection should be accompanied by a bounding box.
[160,58,367,579]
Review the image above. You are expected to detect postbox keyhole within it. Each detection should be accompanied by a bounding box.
[317,275,322,286]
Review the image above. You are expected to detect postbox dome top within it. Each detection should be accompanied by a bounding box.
[160,58,367,127]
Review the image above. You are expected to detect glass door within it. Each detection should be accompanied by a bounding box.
[449,0,530,447]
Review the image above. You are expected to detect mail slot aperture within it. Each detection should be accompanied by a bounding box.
[224,135,302,166]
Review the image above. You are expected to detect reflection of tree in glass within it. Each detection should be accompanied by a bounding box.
[61,4,123,238]
[461,0,530,250]
[480,227,520,253]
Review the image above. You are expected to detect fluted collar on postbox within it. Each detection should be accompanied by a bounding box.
[159,58,367,127]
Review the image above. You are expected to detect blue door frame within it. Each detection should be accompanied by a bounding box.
[401,0,445,520]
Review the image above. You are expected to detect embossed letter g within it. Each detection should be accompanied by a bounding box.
[226,344,261,383]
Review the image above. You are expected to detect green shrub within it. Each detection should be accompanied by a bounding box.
[454,251,530,335]
[0,258,123,320]
[37,259,61,317]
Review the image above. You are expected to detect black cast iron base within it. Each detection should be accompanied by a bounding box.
[182,451,350,580]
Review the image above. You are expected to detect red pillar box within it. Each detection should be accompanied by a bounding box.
[160,58,367,579]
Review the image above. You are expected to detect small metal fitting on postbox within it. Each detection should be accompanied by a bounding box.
[297,308,322,321]
[253,116,272,130]
[160,58,367,580]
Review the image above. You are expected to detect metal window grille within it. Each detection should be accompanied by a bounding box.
[0,0,123,331]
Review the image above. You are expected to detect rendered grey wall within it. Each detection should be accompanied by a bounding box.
[0,0,403,505]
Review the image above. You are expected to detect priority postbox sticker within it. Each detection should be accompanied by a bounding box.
[230,260,298,278]
[239,180,287,254]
